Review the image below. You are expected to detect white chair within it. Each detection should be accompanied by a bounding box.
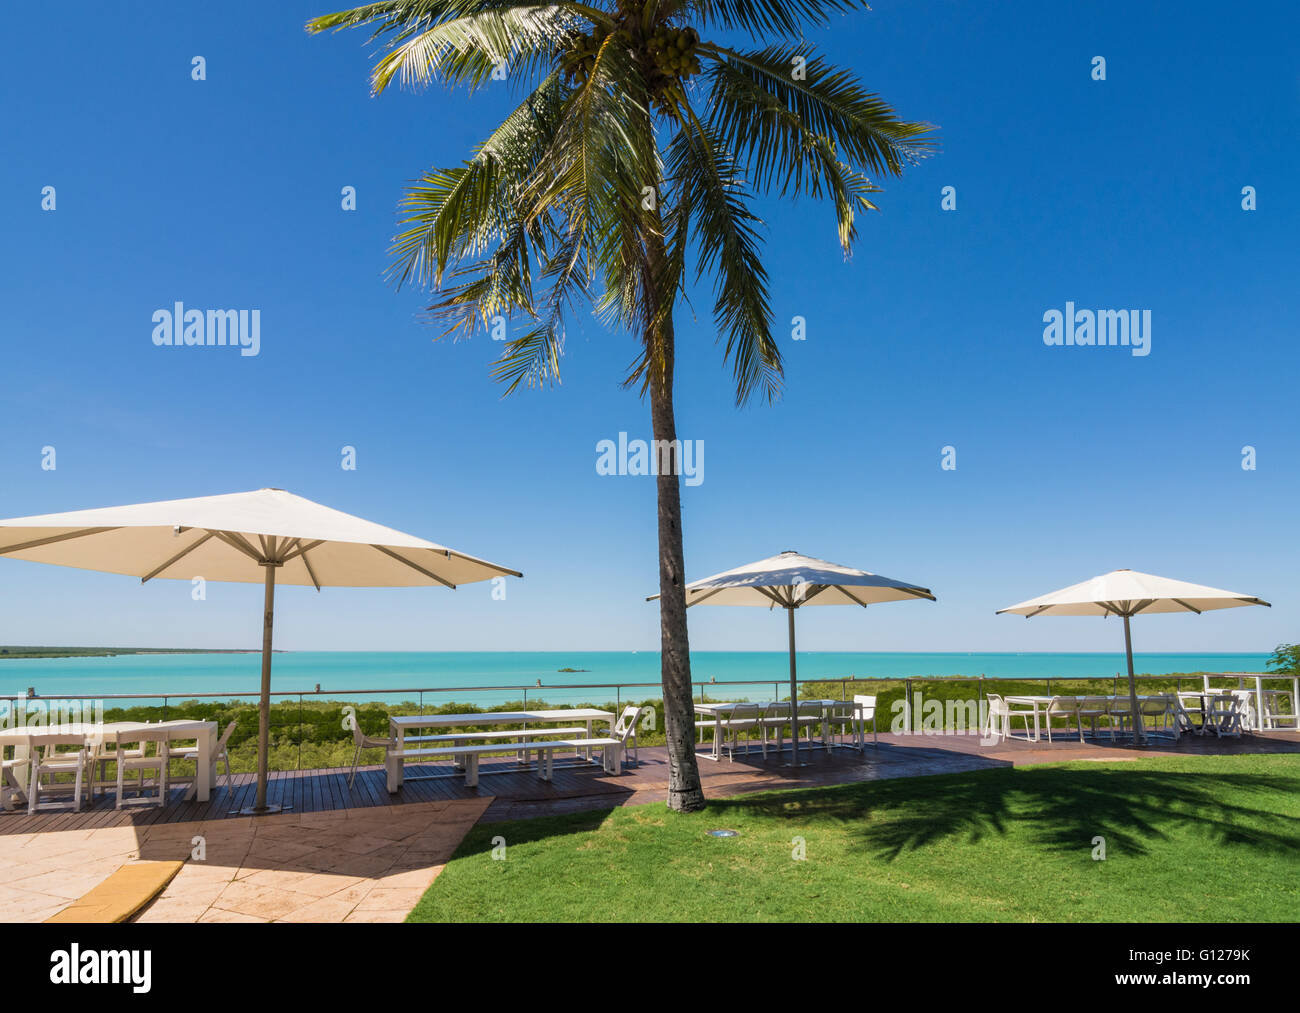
[1141,695,1176,739]
[1044,696,1082,743]
[1229,690,1258,732]
[27,733,89,815]
[983,694,1035,741]
[1261,690,1298,730]
[114,729,171,808]
[982,693,1005,739]
[610,705,647,766]
[1206,694,1243,738]
[589,705,647,774]
[1175,693,1205,734]
[825,700,859,749]
[794,701,826,749]
[852,695,879,747]
[2,754,28,811]
[1106,696,1137,740]
[1077,696,1111,740]
[348,716,395,788]
[756,701,788,757]
[721,703,761,760]
[182,721,237,800]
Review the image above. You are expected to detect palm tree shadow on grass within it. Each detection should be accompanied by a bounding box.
[455,808,614,858]
[710,767,1300,861]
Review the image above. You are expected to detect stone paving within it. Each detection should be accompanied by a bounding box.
[0,798,491,923]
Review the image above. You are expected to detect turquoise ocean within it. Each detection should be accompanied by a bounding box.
[0,651,1273,707]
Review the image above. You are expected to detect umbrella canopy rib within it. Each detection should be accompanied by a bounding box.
[299,545,322,591]
[140,530,216,583]
[681,586,727,607]
[0,527,121,556]
[833,584,873,608]
[212,530,264,564]
[281,539,325,563]
[370,544,456,588]
[446,549,522,577]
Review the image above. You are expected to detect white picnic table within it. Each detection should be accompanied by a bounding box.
[0,719,219,804]
[386,708,615,791]
[1002,694,1178,742]
[693,700,856,761]
[1204,673,1300,732]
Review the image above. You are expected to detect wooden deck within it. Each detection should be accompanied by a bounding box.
[4,730,1298,835]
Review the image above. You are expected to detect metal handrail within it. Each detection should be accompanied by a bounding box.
[1,670,1283,704]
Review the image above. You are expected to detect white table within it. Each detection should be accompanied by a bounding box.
[693,700,855,761]
[0,719,218,803]
[386,709,615,791]
[1002,695,1174,742]
[1001,696,1055,741]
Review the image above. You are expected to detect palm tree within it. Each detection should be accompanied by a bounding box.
[308,0,933,812]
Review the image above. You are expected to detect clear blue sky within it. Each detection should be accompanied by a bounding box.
[0,0,1295,654]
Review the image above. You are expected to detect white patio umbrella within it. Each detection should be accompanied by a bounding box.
[996,569,1269,744]
[0,488,521,813]
[650,551,935,766]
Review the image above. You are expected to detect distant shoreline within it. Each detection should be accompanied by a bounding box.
[0,647,274,660]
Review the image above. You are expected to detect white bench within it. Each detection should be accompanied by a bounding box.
[405,727,589,744]
[403,726,596,770]
[387,737,625,789]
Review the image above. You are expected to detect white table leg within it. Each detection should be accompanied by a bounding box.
[386,723,404,793]
[197,727,213,802]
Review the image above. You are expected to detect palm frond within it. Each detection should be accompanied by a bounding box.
[368,5,581,93]
[702,42,935,179]
[705,54,883,251]
[390,69,566,289]
[678,0,871,39]
[668,102,782,406]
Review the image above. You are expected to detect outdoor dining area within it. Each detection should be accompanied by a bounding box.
[0,718,234,815]
[695,696,878,761]
[987,674,1299,745]
[0,489,1294,823]
[377,704,649,790]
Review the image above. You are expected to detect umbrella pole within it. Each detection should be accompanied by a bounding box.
[241,560,285,814]
[1123,614,1144,746]
[786,605,802,768]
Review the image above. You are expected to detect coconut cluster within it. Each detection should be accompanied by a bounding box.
[562,7,702,104]
[645,25,702,85]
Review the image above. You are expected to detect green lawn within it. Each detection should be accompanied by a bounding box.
[408,755,1300,922]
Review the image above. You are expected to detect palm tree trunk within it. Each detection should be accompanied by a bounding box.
[644,237,705,813]
[649,337,706,812]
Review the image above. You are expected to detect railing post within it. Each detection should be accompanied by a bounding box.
[298,693,303,772]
